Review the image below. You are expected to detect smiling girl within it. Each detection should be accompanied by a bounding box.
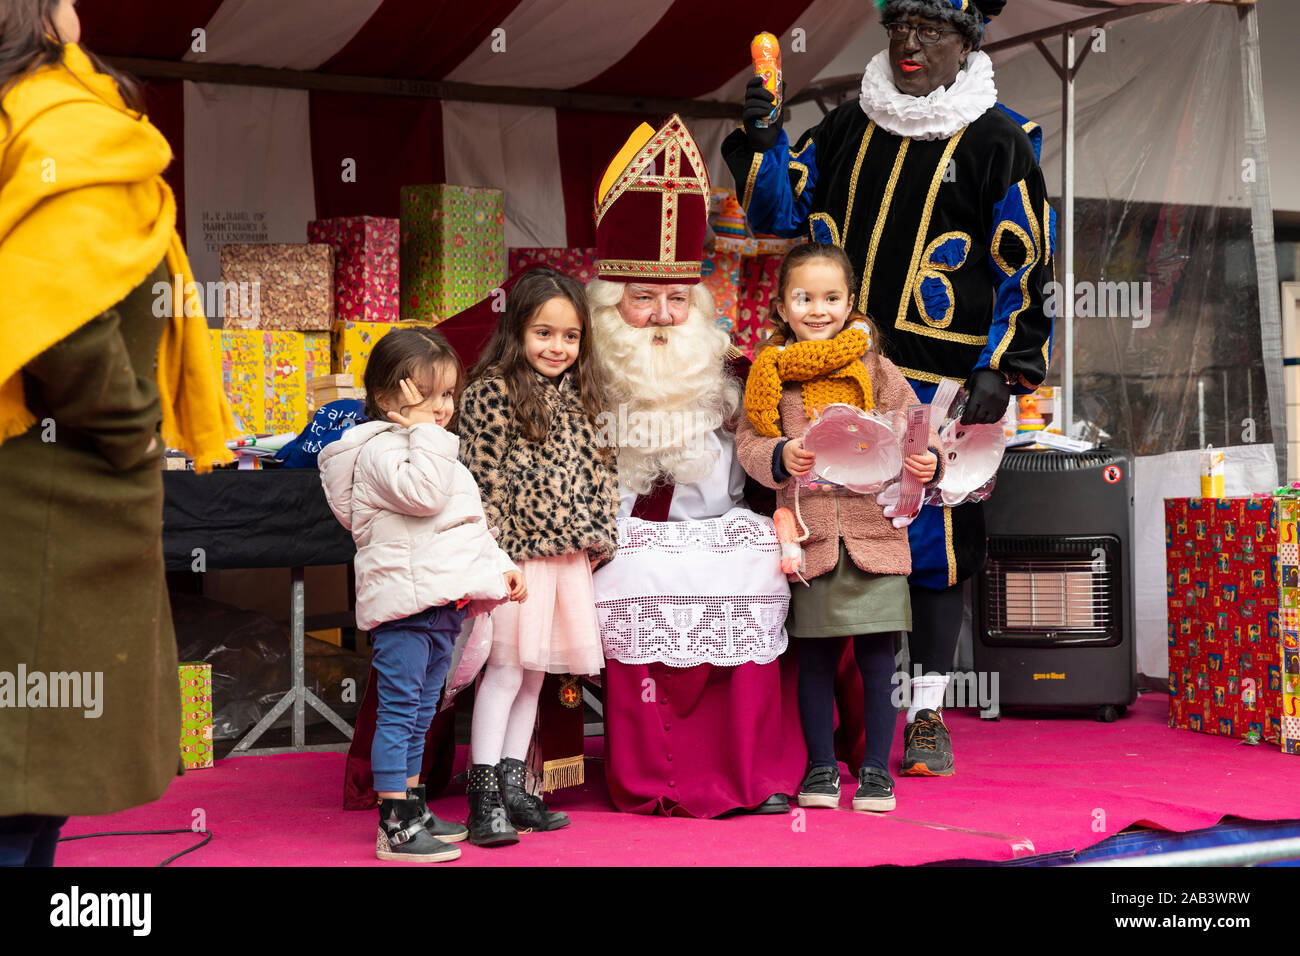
[457,268,619,846]
[737,243,943,814]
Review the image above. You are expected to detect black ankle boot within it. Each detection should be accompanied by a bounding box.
[376,796,461,862]
[497,757,570,832]
[407,784,468,843]
[465,763,519,847]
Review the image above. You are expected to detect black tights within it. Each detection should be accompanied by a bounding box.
[798,634,897,773]
[907,584,964,676]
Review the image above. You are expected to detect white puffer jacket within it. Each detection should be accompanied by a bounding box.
[318,420,517,632]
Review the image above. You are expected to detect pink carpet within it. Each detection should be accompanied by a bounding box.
[55,693,1300,866]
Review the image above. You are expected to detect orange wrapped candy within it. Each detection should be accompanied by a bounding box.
[750,32,783,128]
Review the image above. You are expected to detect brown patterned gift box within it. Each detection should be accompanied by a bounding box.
[400,185,505,323]
[220,243,336,331]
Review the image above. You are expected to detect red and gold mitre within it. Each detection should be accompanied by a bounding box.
[594,114,709,285]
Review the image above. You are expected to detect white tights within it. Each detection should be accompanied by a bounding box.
[470,663,546,766]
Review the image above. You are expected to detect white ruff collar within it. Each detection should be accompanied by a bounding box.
[858,49,997,140]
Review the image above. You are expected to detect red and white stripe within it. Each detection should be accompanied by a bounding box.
[78,0,1210,285]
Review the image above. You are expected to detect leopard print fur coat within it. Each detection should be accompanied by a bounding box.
[458,368,619,566]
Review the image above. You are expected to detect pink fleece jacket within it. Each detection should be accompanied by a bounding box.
[735,351,943,581]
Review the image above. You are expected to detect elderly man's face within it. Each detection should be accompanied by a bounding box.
[617,283,692,333]
[887,14,971,97]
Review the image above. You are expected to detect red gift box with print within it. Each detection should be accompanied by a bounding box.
[735,254,783,358]
[307,217,400,323]
[1165,497,1283,743]
[508,248,599,286]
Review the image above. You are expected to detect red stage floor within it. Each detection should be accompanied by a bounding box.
[55,693,1300,866]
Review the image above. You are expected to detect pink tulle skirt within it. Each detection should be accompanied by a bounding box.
[489,551,604,675]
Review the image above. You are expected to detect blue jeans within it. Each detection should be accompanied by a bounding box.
[0,815,68,867]
[370,604,465,795]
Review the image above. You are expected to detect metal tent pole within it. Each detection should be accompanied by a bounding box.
[1062,29,1076,435]
[1036,32,1089,434]
[1237,3,1286,483]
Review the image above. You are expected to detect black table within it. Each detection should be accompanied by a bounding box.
[163,470,357,756]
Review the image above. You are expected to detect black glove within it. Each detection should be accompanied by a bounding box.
[742,74,785,152]
[960,368,1012,425]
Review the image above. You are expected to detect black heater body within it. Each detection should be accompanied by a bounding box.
[972,448,1137,721]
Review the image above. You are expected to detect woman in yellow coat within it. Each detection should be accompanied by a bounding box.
[0,1,234,866]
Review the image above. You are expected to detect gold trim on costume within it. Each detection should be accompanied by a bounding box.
[809,212,841,246]
[897,365,943,384]
[789,161,810,198]
[663,143,681,262]
[859,136,910,310]
[893,131,979,343]
[908,231,973,329]
[791,137,815,160]
[944,506,957,588]
[913,272,956,328]
[990,180,1042,371]
[840,121,876,246]
[991,220,1033,275]
[742,152,762,211]
[596,258,703,278]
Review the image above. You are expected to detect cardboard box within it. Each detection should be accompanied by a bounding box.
[1165,497,1283,744]
[178,662,214,770]
[400,185,505,323]
[330,320,423,379]
[307,217,400,323]
[220,243,336,331]
[1272,497,1300,753]
[210,330,330,434]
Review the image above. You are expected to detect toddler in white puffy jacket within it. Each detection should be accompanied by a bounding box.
[318,327,525,864]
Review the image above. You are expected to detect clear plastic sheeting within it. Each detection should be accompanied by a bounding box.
[170,593,369,742]
[989,5,1281,679]
[993,4,1276,460]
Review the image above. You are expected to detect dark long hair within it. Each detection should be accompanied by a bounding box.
[469,268,606,445]
[0,1,144,140]
[768,242,882,353]
[364,327,465,432]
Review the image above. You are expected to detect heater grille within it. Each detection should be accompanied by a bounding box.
[982,536,1121,646]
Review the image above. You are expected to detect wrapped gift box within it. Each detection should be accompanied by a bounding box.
[400,185,505,323]
[1165,497,1283,744]
[331,320,423,379]
[178,662,213,770]
[735,254,783,358]
[1273,497,1300,753]
[307,217,400,323]
[219,243,335,331]
[209,330,330,434]
[508,248,599,286]
[701,250,741,340]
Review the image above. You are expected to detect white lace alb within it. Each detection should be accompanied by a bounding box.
[858,49,997,140]
[594,509,790,668]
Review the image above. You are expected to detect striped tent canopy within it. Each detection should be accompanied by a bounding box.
[77,0,1225,284]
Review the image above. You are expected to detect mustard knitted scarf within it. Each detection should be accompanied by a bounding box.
[0,44,234,469]
[745,321,875,438]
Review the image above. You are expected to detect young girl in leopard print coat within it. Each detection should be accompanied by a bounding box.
[456,268,619,847]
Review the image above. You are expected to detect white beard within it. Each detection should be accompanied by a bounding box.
[588,281,741,496]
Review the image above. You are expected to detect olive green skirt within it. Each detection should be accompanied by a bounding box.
[787,541,912,638]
